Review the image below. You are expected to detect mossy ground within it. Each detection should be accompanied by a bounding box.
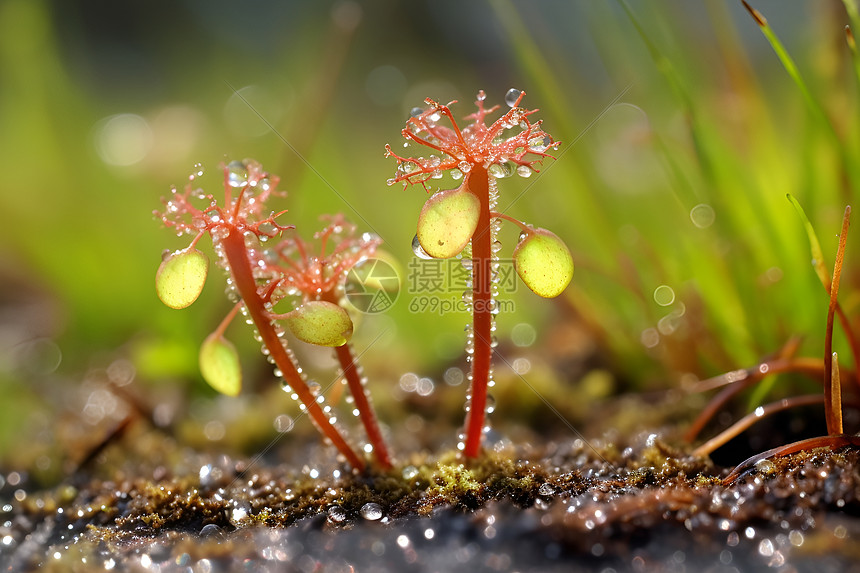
[3,407,860,572]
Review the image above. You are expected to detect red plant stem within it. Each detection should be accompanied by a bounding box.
[722,434,860,486]
[220,229,365,471]
[692,394,824,458]
[319,288,392,469]
[333,342,393,470]
[463,165,493,459]
[824,205,850,435]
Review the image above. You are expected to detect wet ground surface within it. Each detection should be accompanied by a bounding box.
[2,431,859,572]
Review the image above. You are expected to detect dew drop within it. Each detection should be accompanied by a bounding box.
[754,458,776,476]
[490,161,514,179]
[451,168,463,180]
[229,502,251,525]
[226,160,248,188]
[538,483,556,497]
[411,235,433,259]
[476,91,487,102]
[488,164,505,179]
[327,505,348,524]
[505,88,522,108]
[410,107,424,118]
[402,465,419,480]
[485,394,496,414]
[458,161,472,173]
[360,502,383,521]
[529,136,549,152]
[516,165,532,178]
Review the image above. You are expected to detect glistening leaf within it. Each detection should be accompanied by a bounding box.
[417,185,481,259]
[285,301,354,347]
[199,332,241,396]
[156,247,209,309]
[513,228,574,298]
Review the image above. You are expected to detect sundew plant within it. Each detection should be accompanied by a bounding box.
[386,90,573,459]
[155,160,387,471]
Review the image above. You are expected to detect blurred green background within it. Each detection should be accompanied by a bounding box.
[1,0,857,470]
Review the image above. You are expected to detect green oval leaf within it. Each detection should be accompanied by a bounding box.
[156,247,209,309]
[513,228,574,298]
[417,185,480,259]
[285,301,354,347]
[199,332,241,396]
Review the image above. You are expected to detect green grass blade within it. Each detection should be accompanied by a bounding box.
[845,21,860,87]
[742,2,857,186]
[741,2,829,126]
[786,193,830,290]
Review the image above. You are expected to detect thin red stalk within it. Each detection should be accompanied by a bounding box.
[333,342,392,470]
[463,165,493,459]
[834,304,860,387]
[684,340,802,444]
[831,352,844,434]
[213,302,242,338]
[220,229,365,471]
[824,205,851,435]
[403,131,457,159]
[318,289,392,469]
[692,394,824,458]
[722,434,860,486]
[490,211,530,233]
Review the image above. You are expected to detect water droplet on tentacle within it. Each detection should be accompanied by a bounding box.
[505,88,522,108]
[226,160,248,188]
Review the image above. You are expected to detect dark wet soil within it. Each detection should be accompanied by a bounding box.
[2,424,860,573]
